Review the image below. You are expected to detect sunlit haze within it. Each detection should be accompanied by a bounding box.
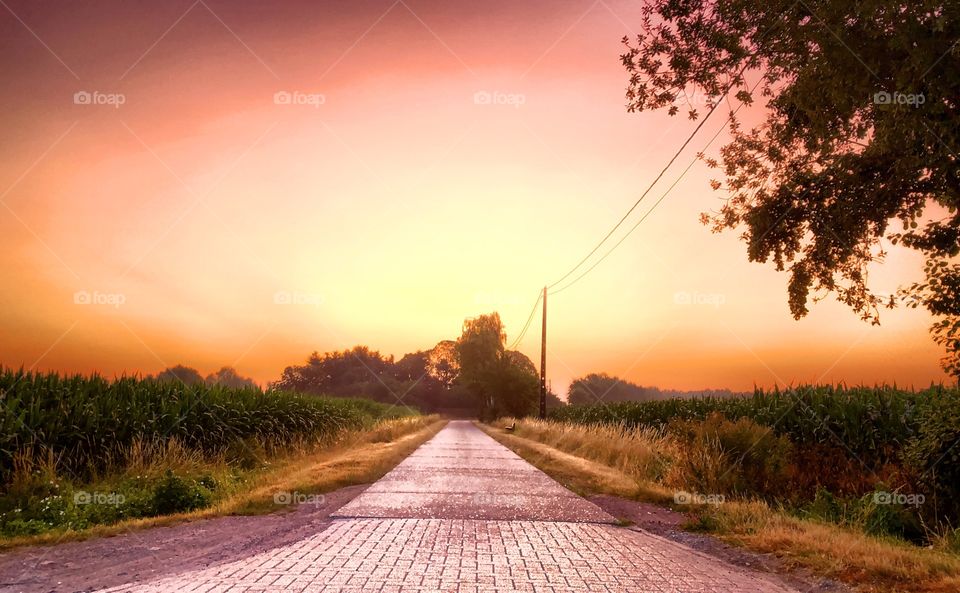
[0,0,948,395]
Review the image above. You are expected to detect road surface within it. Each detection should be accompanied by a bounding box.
[89,421,794,592]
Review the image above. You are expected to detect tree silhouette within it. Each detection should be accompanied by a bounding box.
[456,313,539,419]
[426,340,460,388]
[568,373,743,405]
[155,365,204,386]
[271,315,543,417]
[622,0,959,376]
[205,366,257,389]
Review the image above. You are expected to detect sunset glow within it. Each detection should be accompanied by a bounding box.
[0,0,948,394]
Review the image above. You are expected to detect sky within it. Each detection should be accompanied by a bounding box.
[0,0,949,396]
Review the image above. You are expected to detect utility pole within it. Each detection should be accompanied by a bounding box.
[539,286,547,419]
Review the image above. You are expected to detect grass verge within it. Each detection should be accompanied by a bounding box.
[480,421,960,593]
[0,416,445,550]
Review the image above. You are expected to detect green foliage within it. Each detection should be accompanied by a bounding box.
[0,368,417,539]
[904,260,960,377]
[942,528,960,554]
[0,368,413,483]
[800,487,924,542]
[903,387,960,519]
[670,413,792,498]
[553,384,924,465]
[802,487,847,525]
[553,384,960,530]
[274,345,464,412]
[272,313,544,416]
[621,0,960,375]
[152,470,212,515]
[481,358,540,420]
[0,471,228,537]
[455,313,539,420]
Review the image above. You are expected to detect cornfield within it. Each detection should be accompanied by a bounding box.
[0,368,414,483]
[550,384,956,465]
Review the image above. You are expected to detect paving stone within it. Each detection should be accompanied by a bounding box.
[94,422,795,593]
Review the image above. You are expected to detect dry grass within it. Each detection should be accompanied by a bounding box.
[118,437,209,478]
[229,415,445,515]
[708,501,960,593]
[0,416,445,550]
[495,417,676,483]
[479,422,673,503]
[483,419,960,593]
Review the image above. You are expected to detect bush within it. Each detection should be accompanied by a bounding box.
[785,443,883,498]
[800,487,924,543]
[2,518,47,536]
[152,470,212,515]
[668,413,792,498]
[802,487,847,524]
[0,472,219,536]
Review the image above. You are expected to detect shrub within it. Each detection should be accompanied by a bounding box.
[786,443,880,498]
[2,518,47,536]
[802,487,846,524]
[860,492,923,542]
[800,487,924,543]
[152,470,212,515]
[668,413,792,498]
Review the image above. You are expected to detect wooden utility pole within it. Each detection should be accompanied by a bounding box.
[539,286,547,419]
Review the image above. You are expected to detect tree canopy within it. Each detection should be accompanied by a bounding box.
[622,0,959,376]
[271,314,546,416]
[155,364,204,386]
[153,365,256,388]
[455,313,540,419]
[204,366,258,389]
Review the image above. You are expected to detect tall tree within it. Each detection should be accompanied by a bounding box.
[456,313,539,418]
[567,373,743,404]
[155,364,204,386]
[622,0,959,376]
[426,340,460,388]
[273,345,469,411]
[205,366,257,389]
[274,346,395,395]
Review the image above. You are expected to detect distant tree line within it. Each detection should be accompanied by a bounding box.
[149,365,258,389]
[273,313,561,418]
[153,318,736,417]
[567,373,745,406]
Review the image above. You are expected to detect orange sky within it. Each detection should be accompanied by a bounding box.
[0,0,949,395]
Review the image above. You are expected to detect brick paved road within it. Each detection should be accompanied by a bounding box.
[98,421,796,593]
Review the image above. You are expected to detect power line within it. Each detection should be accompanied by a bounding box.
[546,65,750,290]
[549,76,763,296]
[508,290,542,350]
